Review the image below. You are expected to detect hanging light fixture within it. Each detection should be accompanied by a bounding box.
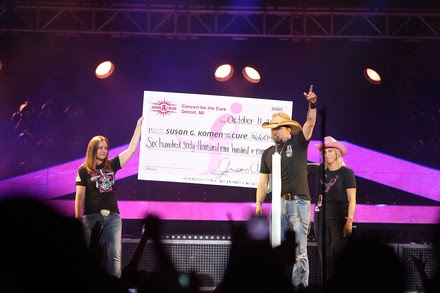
[363,67,381,85]
[214,64,234,82]
[95,61,115,79]
[242,66,261,84]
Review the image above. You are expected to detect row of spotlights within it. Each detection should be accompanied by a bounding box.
[216,65,383,85]
[214,64,261,83]
[90,61,382,85]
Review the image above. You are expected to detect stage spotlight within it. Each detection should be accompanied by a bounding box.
[215,64,234,82]
[242,66,261,83]
[95,61,115,79]
[364,67,381,85]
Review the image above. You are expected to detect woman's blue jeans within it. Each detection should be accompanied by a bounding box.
[83,212,122,278]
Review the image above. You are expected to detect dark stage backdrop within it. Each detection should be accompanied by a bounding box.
[0,34,438,242]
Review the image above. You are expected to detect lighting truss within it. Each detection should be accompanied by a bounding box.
[0,3,440,40]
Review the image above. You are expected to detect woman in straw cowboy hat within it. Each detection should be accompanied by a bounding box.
[308,136,357,282]
[255,85,317,290]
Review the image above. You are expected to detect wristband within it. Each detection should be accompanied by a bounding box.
[309,102,317,109]
[256,201,263,206]
[345,216,354,222]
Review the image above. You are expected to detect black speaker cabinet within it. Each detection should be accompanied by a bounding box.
[398,243,439,292]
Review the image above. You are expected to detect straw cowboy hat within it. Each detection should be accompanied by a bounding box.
[316,136,348,156]
[262,112,302,135]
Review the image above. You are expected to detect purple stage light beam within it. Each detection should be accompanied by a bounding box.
[0,141,439,224]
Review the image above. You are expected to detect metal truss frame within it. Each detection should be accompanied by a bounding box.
[1,3,440,40]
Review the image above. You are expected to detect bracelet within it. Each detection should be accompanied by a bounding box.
[345,216,354,222]
[309,102,317,109]
[256,201,263,206]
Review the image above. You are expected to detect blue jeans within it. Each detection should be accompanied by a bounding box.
[83,212,122,278]
[272,197,311,289]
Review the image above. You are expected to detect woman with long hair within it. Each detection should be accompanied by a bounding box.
[75,117,143,278]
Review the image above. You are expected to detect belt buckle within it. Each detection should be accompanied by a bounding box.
[283,193,292,201]
[100,209,110,217]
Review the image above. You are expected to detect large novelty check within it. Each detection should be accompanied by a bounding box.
[138,91,293,188]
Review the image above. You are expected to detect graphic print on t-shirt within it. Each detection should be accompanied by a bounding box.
[91,169,115,193]
[321,175,339,193]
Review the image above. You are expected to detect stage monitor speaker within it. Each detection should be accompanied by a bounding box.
[398,243,438,292]
[122,238,230,290]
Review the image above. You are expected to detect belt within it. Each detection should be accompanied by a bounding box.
[281,193,296,201]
